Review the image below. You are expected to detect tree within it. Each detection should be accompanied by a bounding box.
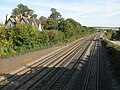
[43,8,63,30]
[12,3,37,18]
[49,8,62,30]
[58,18,66,32]
[44,18,56,30]
[50,8,61,20]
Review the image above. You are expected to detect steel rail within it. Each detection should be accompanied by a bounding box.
[0,34,91,89]
[82,35,99,90]
[32,35,97,90]
[1,35,92,90]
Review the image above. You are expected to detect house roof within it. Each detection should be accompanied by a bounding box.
[20,17,29,24]
[5,18,16,25]
[5,15,41,30]
[10,18,16,22]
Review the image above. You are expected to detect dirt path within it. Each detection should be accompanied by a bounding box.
[105,38,120,46]
[0,45,64,73]
[110,40,120,45]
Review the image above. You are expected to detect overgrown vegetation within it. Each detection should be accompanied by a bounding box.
[103,29,120,83]
[102,40,120,83]
[103,28,120,40]
[103,30,115,39]
[112,28,120,40]
[0,4,97,58]
[0,22,96,58]
[12,3,38,18]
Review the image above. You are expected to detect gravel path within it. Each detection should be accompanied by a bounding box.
[110,41,120,45]
[105,39,120,46]
[0,45,64,73]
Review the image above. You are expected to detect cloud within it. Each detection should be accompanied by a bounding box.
[0,0,120,26]
[19,0,120,17]
[0,6,11,11]
[3,0,120,17]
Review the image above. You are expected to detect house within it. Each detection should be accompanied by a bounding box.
[5,15,16,27]
[5,14,42,31]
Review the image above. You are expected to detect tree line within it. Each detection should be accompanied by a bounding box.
[0,4,97,58]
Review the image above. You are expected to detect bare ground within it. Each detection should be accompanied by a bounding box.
[0,45,65,73]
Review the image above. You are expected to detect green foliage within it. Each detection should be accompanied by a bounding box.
[103,30,117,40]
[50,8,62,21]
[58,18,66,32]
[58,18,96,41]
[112,29,120,40]
[0,7,97,58]
[0,24,37,57]
[12,3,37,18]
[103,30,120,82]
[0,24,64,58]
[103,40,120,82]
[47,30,64,45]
[44,18,57,30]
[44,8,62,30]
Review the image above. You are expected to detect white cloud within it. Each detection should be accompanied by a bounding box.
[3,0,120,17]
[0,6,11,11]
[0,0,120,26]
[22,0,120,17]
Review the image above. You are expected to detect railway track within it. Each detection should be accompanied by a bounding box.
[68,33,111,90]
[0,34,98,90]
[0,42,83,89]
[0,33,105,90]
[46,35,101,90]
[28,34,101,90]
[13,41,86,90]
[81,35,101,90]
[60,36,99,90]
[29,38,91,90]
[0,35,86,84]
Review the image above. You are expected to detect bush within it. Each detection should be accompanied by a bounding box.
[0,20,97,58]
[103,40,120,82]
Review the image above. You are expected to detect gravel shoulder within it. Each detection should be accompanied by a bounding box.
[110,40,120,45]
[72,40,114,90]
[0,45,65,73]
[105,39,120,46]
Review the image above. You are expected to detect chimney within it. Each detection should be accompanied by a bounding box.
[6,14,10,21]
[5,14,10,24]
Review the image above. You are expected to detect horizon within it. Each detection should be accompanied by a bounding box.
[0,0,120,27]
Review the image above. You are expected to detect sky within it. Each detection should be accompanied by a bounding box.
[0,0,120,27]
